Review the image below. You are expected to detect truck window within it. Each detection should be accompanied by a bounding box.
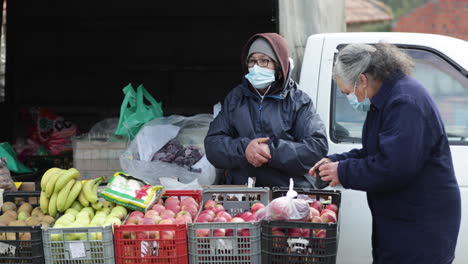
[331,48,468,144]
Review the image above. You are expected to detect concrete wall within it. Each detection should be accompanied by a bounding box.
[279,0,346,81]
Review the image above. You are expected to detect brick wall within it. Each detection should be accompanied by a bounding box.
[392,0,468,41]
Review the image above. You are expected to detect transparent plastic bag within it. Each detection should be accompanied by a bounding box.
[120,114,217,186]
[265,178,310,221]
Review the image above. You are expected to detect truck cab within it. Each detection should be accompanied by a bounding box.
[299,32,468,263]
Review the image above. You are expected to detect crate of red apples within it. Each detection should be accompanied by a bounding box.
[261,187,341,264]
[113,190,202,264]
[187,187,270,264]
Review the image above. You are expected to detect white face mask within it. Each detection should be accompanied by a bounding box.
[245,65,275,89]
[346,82,371,112]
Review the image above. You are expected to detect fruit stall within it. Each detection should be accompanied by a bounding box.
[0,168,341,264]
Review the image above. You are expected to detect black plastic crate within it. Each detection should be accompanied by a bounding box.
[23,153,73,171]
[3,190,41,206]
[0,224,45,264]
[261,188,341,264]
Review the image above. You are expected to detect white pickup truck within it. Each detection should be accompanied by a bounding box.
[299,32,468,263]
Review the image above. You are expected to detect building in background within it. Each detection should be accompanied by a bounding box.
[392,0,468,41]
[346,0,393,32]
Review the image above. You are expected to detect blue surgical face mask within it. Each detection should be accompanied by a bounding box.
[245,65,275,89]
[346,82,371,112]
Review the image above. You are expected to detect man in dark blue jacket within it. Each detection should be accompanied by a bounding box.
[311,43,461,263]
[204,33,328,187]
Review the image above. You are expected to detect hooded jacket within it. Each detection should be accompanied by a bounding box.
[204,33,328,187]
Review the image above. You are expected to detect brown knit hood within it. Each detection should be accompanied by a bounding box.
[241,33,290,95]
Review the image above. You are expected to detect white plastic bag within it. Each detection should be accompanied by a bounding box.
[120,114,217,186]
[159,177,202,190]
[265,178,310,221]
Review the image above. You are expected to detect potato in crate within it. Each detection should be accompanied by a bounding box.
[261,187,341,264]
[0,191,46,264]
[113,190,202,264]
[188,187,270,264]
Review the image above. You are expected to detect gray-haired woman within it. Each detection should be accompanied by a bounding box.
[310,43,461,264]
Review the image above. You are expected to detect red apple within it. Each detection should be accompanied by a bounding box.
[238,212,255,222]
[161,230,175,239]
[321,211,337,223]
[196,229,210,237]
[136,231,148,239]
[148,231,160,239]
[315,229,326,238]
[230,217,245,223]
[159,218,174,225]
[254,208,266,221]
[181,204,199,219]
[176,214,192,224]
[130,211,145,218]
[204,200,217,210]
[303,229,311,237]
[310,201,323,212]
[196,213,214,223]
[165,196,180,206]
[324,204,339,214]
[160,209,176,219]
[212,204,225,214]
[181,197,199,208]
[126,215,143,225]
[309,207,321,219]
[288,228,303,237]
[311,216,323,223]
[139,217,155,225]
[201,209,215,218]
[213,229,226,237]
[156,199,163,205]
[213,216,227,223]
[250,202,265,214]
[166,204,181,214]
[176,210,191,218]
[122,223,136,238]
[216,211,232,222]
[225,229,234,237]
[239,229,250,237]
[145,210,159,218]
[152,204,166,214]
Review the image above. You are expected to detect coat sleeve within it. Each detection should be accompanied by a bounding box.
[204,96,251,169]
[327,148,365,162]
[267,97,329,176]
[338,97,435,192]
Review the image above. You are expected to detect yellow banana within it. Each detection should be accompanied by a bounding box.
[45,169,65,198]
[54,168,80,194]
[78,190,90,207]
[48,192,58,218]
[83,176,106,204]
[63,181,82,211]
[40,191,49,214]
[40,168,62,190]
[57,179,76,212]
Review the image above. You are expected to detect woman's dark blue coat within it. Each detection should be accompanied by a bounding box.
[328,73,461,264]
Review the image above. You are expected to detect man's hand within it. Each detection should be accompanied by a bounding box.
[245,137,271,167]
[312,161,341,187]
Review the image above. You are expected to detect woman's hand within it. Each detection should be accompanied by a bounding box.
[245,137,271,167]
[308,158,332,176]
[315,161,341,187]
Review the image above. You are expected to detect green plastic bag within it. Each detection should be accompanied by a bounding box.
[115,84,163,140]
[0,142,33,174]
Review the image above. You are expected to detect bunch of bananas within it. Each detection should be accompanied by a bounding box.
[39,168,106,218]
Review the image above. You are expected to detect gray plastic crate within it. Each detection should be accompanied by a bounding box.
[188,187,269,264]
[42,225,115,264]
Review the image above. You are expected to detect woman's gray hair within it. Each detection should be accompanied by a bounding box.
[334,42,414,85]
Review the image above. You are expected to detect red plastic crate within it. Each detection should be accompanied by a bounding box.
[113,190,202,264]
